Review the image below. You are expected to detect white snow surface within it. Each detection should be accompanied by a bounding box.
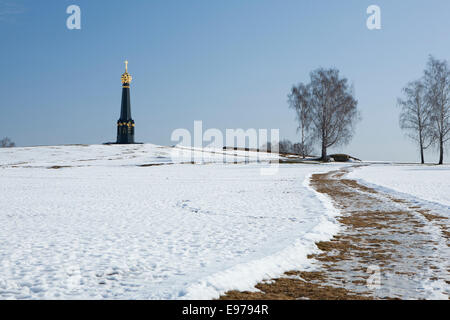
[0,144,341,299]
[348,164,450,214]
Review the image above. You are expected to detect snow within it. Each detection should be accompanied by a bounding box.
[348,164,450,213]
[0,143,280,169]
[346,164,449,300]
[0,144,341,299]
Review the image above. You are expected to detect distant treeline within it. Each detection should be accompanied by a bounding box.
[260,140,313,157]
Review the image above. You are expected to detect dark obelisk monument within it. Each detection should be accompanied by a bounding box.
[116,60,135,144]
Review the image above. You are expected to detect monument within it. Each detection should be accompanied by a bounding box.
[116,60,135,144]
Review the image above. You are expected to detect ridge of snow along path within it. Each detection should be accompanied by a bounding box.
[309,166,449,299]
[220,165,449,300]
[347,164,450,210]
[0,144,342,299]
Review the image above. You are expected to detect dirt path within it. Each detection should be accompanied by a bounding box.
[220,165,449,300]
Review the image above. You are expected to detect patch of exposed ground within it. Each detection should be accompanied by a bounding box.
[220,165,449,300]
[221,271,372,300]
[48,165,73,169]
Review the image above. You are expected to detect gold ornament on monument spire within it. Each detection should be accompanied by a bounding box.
[121,60,133,84]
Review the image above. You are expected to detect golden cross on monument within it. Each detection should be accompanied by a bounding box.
[125,60,128,73]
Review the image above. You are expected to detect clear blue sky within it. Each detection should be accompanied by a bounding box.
[1,0,449,162]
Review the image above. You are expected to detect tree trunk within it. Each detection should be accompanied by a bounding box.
[301,125,306,159]
[420,141,425,164]
[438,137,444,165]
[420,148,424,164]
[418,129,424,164]
[321,142,327,162]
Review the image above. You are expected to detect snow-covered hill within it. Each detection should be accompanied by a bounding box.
[0,143,281,169]
[0,144,341,299]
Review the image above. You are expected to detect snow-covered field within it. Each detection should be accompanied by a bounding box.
[0,144,341,299]
[2,145,448,300]
[349,164,450,214]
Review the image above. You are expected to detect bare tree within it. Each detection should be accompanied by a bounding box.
[398,80,434,164]
[423,56,450,164]
[288,83,314,158]
[1,137,15,148]
[289,68,359,161]
[279,139,293,154]
[292,141,313,158]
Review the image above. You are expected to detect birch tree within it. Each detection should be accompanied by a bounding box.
[288,83,313,158]
[398,80,434,164]
[289,68,359,161]
[423,56,450,164]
